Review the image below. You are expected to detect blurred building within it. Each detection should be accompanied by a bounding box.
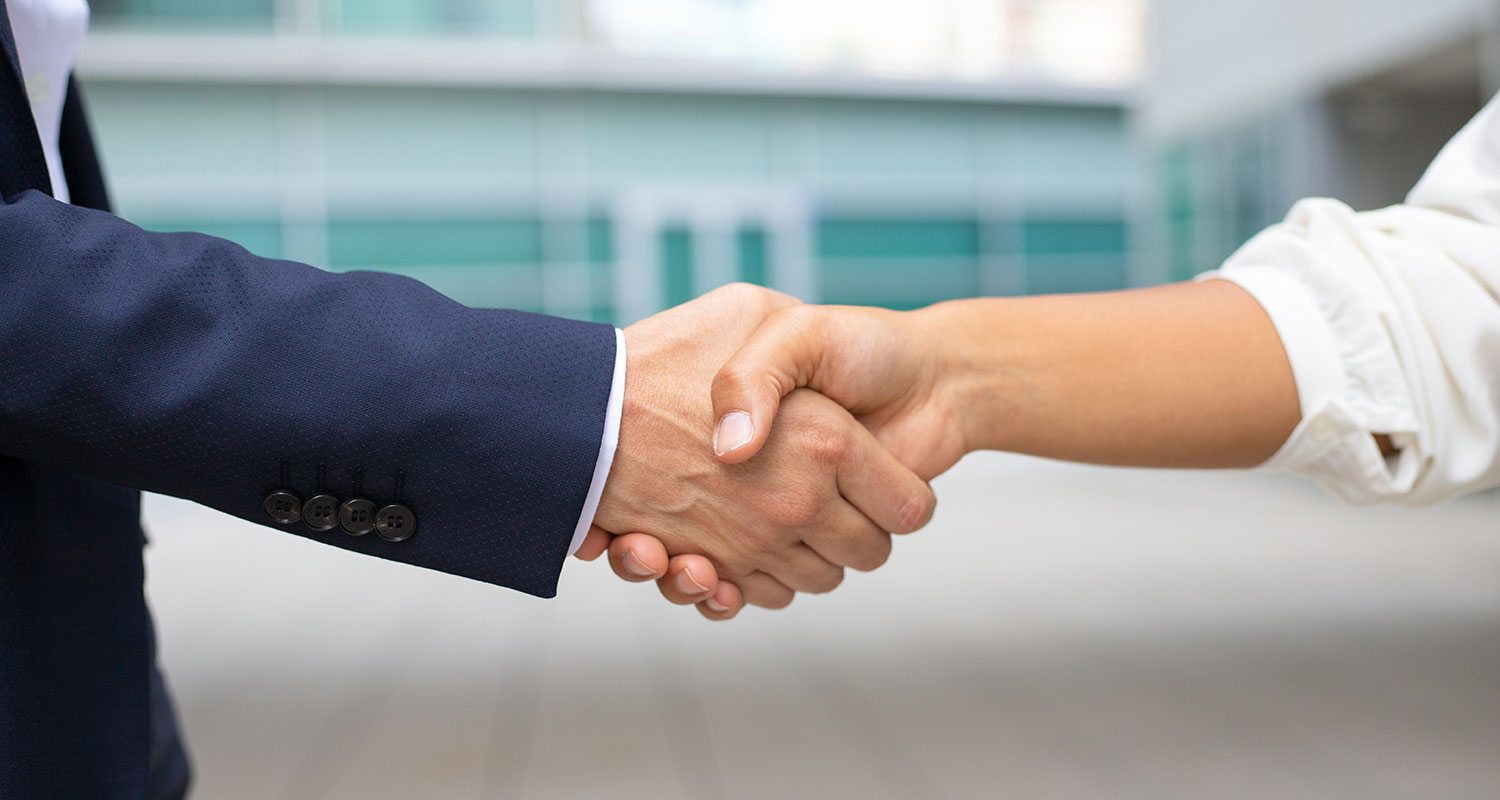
[77,0,1141,323]
[1139,0,1500,284]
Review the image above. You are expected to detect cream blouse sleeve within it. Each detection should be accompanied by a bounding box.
[1197,94,1500,506]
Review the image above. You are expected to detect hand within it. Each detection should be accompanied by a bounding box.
[709,304,969,480]
[705,284,1305,475]
[573,523,744,617]
[580,285,937,618]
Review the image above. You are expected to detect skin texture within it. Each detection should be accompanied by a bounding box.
[581,284,936,618]
[710,280,1304,475]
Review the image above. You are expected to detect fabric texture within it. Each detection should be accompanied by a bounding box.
[1202,93,1500,506]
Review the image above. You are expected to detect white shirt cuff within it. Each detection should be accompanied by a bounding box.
[567,327,626,556]
[1198,237,1422,505]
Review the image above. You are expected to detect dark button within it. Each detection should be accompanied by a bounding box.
[302,494,340,532]
[339,498,377,537]
[375,504,417,542]
[263,491,302,525]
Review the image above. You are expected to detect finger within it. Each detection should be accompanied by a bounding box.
[735,571,796,610]
[607,533,670,582]
[573,525,613,561]
[833,416,938,535]
[762,543,845,595]
[656,555,719,605]
[710,306,828,464]
[698,580,744,621]
[803,503,894,572]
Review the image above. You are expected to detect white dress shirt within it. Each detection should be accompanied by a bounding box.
[1202,92,1500,506]
[6,0,87,203]
[5,0,625,552]
[572,329,625,556]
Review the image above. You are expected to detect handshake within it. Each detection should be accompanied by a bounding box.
[574,283,964,619]
[573,278,1308,618]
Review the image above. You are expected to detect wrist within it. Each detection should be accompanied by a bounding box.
[909,298,1031,456]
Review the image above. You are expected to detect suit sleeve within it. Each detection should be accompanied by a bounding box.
[0,189,616,597]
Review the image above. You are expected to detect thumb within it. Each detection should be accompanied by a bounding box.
[710,306,827,464]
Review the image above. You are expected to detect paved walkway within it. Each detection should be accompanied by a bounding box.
[142,453,1500,799]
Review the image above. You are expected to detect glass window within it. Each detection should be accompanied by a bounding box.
[818,218,980,260]
[1024,254,1127,295]
[818,216,982,308]
[587,217,613,264]
[738,228,768,287]
[326,219,544,268]
[137,220,282,260]
[1022,218,1128,293]
[332,0,537,35]
[378,264,547,312]
[819,258,981,310]
[90,0,274,26]
[660,228,694,309]
[1022,219,1126,255]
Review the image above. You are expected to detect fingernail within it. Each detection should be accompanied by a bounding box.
[622,551,656,578]
[675,569,710,596]
[714,411,754,456]
[705,597,730,613]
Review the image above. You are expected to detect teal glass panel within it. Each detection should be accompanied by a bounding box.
[738,229,768,286]
[819,258,980,310]
[321,89,539,179]
[818,218,980,260]
[85,85,280,181]
[586,218,615,322]
[587,217,613,264]
[1163,147,1199,282]
[334,0,536,36]
[1022,220,1127,255]
[90,0,274,24]
[1022,219,1128,294]
[584,96,773,180]
[814,103,978,180]
[1024,254,1128,295]
[661,228,694,309]
[1018,109,1129,180]
[588,259,615,324]
[326,219,544,268]
[364,264,546,312]
[138,220,281,260]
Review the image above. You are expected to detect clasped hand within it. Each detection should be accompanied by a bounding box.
[576,283,961,619]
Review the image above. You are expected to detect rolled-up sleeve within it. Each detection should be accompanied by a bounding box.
[1196,95,1500,506]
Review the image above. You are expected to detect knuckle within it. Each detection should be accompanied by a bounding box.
[722,282,775,314]
[771,488,824,528]
[894,487,937,534]
[804,424,850,467]
[718,281,758,302]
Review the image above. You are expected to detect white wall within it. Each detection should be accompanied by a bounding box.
[1141,0,1495,141]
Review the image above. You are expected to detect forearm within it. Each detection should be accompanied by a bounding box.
[0,190,615,596]
[919,280,1303,468]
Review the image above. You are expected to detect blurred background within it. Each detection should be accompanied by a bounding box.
[69,0,1500,797]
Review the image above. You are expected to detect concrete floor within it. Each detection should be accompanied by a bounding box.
[142,452,1500,800]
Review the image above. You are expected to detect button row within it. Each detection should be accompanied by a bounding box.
[262,490,417,542]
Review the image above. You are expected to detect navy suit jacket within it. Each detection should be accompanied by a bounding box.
[0,9,617,798]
